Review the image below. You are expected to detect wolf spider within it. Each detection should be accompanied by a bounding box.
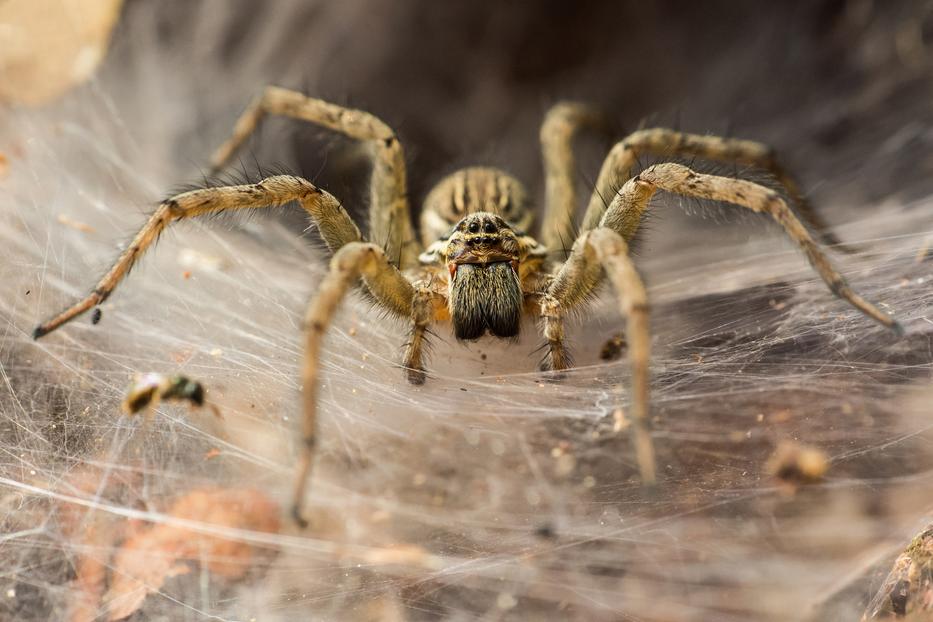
[33,88,902,526]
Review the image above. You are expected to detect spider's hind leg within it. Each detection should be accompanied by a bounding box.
[539,101,606,255]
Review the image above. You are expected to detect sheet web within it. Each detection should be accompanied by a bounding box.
[1,3,933,621]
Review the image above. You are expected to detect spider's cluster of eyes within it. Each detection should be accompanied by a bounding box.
[467,220,499,234]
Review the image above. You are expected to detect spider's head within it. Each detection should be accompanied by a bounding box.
[435,212,524,341]
[444,212,521,272]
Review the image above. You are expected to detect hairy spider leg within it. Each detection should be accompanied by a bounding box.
[545,227,655,483]
[630,163,901,333]
[539,101,605,255]
[580,127,853,252]
[295,242,414,526]
[209,86,420,269]
[402,285,443,385]
[542,162,902,486]
[32,176,368,337]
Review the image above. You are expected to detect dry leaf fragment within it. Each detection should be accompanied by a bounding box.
[104,488,280,621]
[68,529,110,622]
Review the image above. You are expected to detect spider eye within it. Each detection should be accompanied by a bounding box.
[468,221,480,233]
[483,222,497,233]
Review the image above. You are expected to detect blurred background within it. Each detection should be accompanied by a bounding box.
[1,1,933,620]
[92,0,933,235]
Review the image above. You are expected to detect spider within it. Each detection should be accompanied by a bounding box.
[33,87,902,526]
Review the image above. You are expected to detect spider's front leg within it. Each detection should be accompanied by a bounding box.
[541,228,656,485]
[539,295,572,372]
[295,243,415,527]
[33,176,363,337]
[401,285,441,385]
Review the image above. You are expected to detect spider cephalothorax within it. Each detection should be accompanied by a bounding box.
[33,88,903,526]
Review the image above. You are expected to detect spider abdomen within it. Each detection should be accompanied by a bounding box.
[448,262,522,340]
[420,167,533,245]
